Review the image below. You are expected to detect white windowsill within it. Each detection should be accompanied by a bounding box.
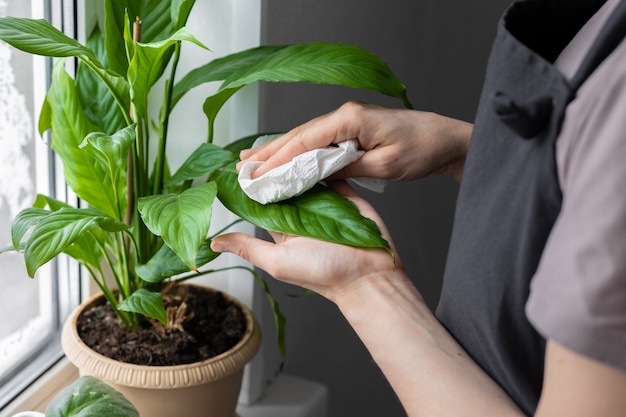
[1,359,328,417]
[0,358,78,417]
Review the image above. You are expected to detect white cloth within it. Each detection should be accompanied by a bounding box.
[238,137,384,204]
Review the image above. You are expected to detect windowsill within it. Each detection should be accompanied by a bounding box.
[0,358,78,417]
[1,359,328,417]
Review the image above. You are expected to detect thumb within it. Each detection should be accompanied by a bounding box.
[211,232,275,266]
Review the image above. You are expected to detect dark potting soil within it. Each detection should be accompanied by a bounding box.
[76,285,247,366]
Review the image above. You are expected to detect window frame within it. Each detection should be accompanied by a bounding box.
[0,0,82,411]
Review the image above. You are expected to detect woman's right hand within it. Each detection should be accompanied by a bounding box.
[239,101,472,182]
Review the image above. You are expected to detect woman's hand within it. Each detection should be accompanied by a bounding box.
[210,180,524,417]
[239,101,472,183]
[210,181,403,302]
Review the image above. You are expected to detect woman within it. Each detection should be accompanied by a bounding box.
[212,0,626,415]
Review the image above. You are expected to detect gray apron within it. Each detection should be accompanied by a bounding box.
[436,0,626,414]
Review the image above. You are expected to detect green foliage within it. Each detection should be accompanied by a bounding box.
[46,376,138,417]
[0,0,411,354]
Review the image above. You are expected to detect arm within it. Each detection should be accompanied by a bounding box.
[211,182,522,416]
[212,182,626,416]
[241,101,472,182]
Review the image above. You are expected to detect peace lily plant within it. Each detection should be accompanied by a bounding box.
[0,0,411,352]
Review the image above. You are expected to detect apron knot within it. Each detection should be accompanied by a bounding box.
[493,91,554,139]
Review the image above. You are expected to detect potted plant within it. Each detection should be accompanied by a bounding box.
[0,0,411,416]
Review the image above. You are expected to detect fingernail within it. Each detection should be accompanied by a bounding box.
[210,240,224,253]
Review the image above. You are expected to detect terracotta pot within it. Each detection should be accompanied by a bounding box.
[61,285,262,417]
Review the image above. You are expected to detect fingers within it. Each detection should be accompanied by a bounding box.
[238,102,365,179]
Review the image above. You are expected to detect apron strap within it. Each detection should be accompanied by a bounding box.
[570,0,626,89]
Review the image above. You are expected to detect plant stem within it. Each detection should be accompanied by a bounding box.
[207,116,215,144]
[153,42,182,195]
[128,17,151,265]
[85,265,136,328]
[209,218,244,239]
[173,265,286,357]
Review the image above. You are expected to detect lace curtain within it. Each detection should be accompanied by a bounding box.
[0,0,34,225]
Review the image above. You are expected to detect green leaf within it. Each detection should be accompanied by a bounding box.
[38,93,52,136]
[0,17,88,57]
[224,133,277,155]
[29,196,107,271]
[220,42,413,108]
[172,45,286,108]
[117,288,167,325]
[129,27,208,120]
[137,0,186,42]
[170,0,197,31]
[104,0,189,74]
[136,239,220,283]
[138,182,218,270]
[105,0,192,74]
[11,208,50,250]
[0,16,131,119]
[46,376,138,417]
[77,25,126,133]
[79,125,136,220]
[22,208,129,277]
[213,164,390,249]
[202,88,241,141]
[167,143,237,185]
[45,61,123,219]
[33,194,72,211]
[104,0,131,75]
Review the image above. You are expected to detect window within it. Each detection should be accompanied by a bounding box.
[0,0,80,409]
[1,0,276,409]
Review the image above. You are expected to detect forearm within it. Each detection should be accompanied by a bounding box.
[332,270,522,417]
[441,117,472,182]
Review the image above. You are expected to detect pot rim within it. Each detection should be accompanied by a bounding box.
[61,283,262,388]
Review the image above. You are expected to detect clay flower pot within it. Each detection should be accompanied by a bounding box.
[61,285,262,417]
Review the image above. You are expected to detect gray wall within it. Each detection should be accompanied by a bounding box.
[259,1,511,416]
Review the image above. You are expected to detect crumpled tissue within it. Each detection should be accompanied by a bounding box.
[238,137,385,204]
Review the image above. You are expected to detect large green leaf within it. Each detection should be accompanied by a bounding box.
[136,239,220,282]
[128,27,208,120]
[213,164,389,249]
[117,288,167,324]
[46,376,138,417]
[45,61,122,219]
[171,45,286,108]
[0,16,88,57]
[106,0,196,75]
[219,42,413,108]
[22,208,129,277]
[171,0,197,32]
[138,182,217,270]
[167,143,237,185]
[104,0,132,75]
[0,17,131,120]
[134,0,190,42]
[76,25,126,133]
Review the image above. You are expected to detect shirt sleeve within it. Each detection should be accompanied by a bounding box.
[526,39,626,373]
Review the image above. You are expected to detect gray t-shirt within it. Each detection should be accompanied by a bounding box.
[526,0,626,373]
